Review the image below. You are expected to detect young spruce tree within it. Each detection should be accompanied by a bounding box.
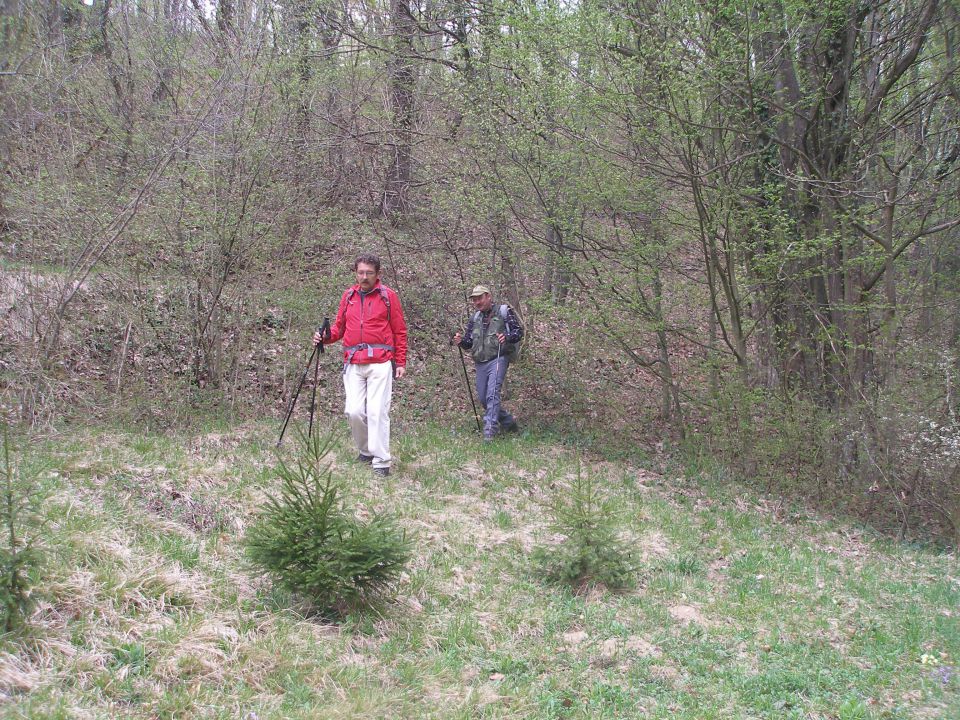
[532,461,636,591]
[0,426,45,632]
[245,430,411,616]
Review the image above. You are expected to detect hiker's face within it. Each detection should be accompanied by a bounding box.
[471,293,492,312]
[355,262,379,291]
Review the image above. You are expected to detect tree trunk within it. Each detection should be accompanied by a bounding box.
[380,0,416,220]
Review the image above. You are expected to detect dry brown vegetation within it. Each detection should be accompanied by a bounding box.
[0,423,956,717]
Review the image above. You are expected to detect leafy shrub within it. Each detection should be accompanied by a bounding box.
[693,366,960,546]
[0,427,46,631]
[244,431,411,615]
[532,462,635,591]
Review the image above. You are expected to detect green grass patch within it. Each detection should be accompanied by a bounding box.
[0,421,956,719]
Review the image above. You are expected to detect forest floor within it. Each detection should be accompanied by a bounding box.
[1,420,958,719]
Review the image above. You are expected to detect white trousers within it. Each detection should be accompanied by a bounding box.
[343,361,393,469]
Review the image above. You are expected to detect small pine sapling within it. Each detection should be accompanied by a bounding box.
[244,429,411,616]
[532,461,636,591]
[0,426,46,632]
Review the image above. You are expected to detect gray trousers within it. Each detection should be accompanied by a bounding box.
[475,356,515,436]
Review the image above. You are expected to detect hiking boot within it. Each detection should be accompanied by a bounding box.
[502,419,519,433]
[356,453,374,464]
[373,466,390,477]
[482,432,495,444]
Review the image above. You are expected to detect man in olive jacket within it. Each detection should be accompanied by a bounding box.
[453,285,523,441]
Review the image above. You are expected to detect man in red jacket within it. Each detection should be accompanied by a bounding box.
[314,253,407,477]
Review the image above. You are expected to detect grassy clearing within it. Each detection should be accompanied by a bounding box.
[1,421,957,719]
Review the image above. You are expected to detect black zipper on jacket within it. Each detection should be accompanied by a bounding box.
[359,292,364,345]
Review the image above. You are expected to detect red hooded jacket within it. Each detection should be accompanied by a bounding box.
[325,281,407,367]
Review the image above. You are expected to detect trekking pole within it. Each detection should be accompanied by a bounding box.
[277,318,330,448]
[491,329,503,430]
[451,336,482,434]
[307,317,330,439]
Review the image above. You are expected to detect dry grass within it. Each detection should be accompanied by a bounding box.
[0,422,956,719]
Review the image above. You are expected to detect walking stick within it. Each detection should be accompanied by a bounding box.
[307,333,322,440]
[277,318,330,448]
[452,337,482,434]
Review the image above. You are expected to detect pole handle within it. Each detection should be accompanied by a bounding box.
[317,317,331,354]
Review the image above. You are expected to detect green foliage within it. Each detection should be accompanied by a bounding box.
[532,462,635,590]
[244,430,411,615]
[0,427,46,632]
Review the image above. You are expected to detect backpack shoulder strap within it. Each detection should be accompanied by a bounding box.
[347,287,391,323]
[380,287,391,323]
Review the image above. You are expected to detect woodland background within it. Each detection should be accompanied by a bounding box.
[1,0,959,543]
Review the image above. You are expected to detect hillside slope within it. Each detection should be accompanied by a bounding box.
[1,422,957,719]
